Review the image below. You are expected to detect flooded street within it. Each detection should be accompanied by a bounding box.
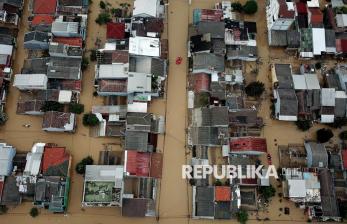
[0,0,343,224]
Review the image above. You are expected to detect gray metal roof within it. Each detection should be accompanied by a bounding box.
[190,126,228,146]
[277,89,298,116]
[193,53,225,73]
[325,29,336,48]
[47,57,81,80]
[270,30,287,47]
[124,131,148,152]
[226,45,257,60]
[321,88,336,106]
[319,169,340,218]
[24,31,49,42]
[22,57,49,74]
[335,97,346,117]
[275,64,294,89]
[305,141,328,168]
[287,30,300,48]
[196,21,225,39]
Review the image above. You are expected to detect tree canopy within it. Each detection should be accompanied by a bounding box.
[243,0,258,14]
[83,113,99,126]
[316,128,334,143]
[245,81,265,97]
[75,156,94,175]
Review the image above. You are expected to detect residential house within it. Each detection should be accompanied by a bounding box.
[13,74,48,90]
[124,150,162,178]
[49,42,83,58]
[47,57,82,80]
[34,176,69,213]
[30,15,54,32]
[192,53,224,74]
[82,165,124,207]
[304,141,328,168]
[278,144,307,168]
[122,177,158,217]
[32,0,57,15]
[192,186,232,219]
[196,21,225,39]
[129,36,160,57]
[321,88,336,123]
[51,15,87,39]
[191,106,229,127]
[91,105,126,137]
[42,111,76,132]
[131,17,164,38]
[274,88,298,121]
[23,31,49,49]
[106,22,125,40]
[271,64,294,89]
[0,143,16,176]
[229,137,267,155]
[315,169,341,221]
[132,0,163,18]
[189,126,229,146]
[193,73,210,93]
[282,168,321,204]
[24,142,45,176]
[0,43,12,67]
[226,45,257,61]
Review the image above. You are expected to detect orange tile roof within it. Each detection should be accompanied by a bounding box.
[31,15,54,25]
[215,186,231,201]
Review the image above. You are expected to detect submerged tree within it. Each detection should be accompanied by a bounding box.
[245,81,265,97]
[316,128,334,143]
[243,0,258,14]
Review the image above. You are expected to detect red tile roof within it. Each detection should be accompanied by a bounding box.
[215,186,231,201]
[107,22,125,40]
[279,0,295,18]
[296,2,308,14]
[52,37,83,47]
[125,151,163,178]
[32,15,54,25]
[230,137,267,154]
[42,146,70,173]
[99,79,127,92]
[194,73,210,93]
[309,8,323,25]
[200,9,223,22]
[336,39,347,53]
[342,150,347,170]
[34,0,57,14]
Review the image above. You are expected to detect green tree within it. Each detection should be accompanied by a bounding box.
[245,81,265,97]
[69,103,84,114]
[315,62,322,70]
[30,207,39,218]
[83,113,99,126]
[243,0,258,14]
[95,13,111,25]
[75,156,94,174]
[0,112,8,126]
[111,8,122,17]
[295,119,312,131]
[316,128,334,143]
[259,185,276,200]
[90,49,97,62]
[236,210,249,224]
[81,57,89,71]
[214,179,222,186]
[339,130,347,140]
[231,2,243,12]
[41,101,64,112]
[99,1,106,9]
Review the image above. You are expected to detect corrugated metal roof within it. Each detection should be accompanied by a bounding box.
[321,88,336,106]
